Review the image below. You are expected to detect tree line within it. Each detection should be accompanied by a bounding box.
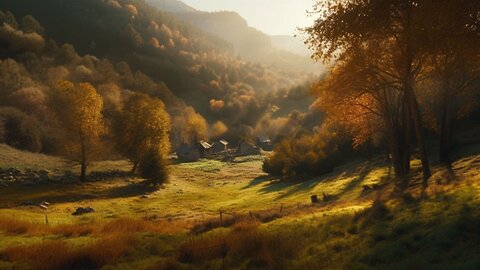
[304,0,479,185]
[0,0,317,143]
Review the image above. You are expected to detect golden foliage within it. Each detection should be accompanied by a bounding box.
[173,106,208,145]
[311,48,387,148]
[50,80,105,165]
[263,127,339,177]
[209,121,228,138]
[116,93,171,167]
[209,99,224,111]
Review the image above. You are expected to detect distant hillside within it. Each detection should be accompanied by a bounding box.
[270,35,312,57]
[145,0,323,73]
[0,0,320,145]
[147,0,195,12]
[175,11,323,73]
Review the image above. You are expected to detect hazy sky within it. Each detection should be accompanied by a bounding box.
[181,0,316,36]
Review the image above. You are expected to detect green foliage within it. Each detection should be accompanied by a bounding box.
[115,93,171,172]
[139,149,169,185]
[263,128,343,177]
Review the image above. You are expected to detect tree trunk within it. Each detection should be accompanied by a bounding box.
[389,125,410,181]
[401,5,431,185]
[80,135,87,182]
[406,84,431,185]
[439,105,452,166]
[80,162,87,182]
[401,106,412,180]
[403,51,431,184]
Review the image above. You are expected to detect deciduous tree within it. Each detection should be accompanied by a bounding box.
[50,80,105,181]
[305,0,469,183]
[115,93,171,174]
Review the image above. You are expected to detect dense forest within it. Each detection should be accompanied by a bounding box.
[0,0,321,155]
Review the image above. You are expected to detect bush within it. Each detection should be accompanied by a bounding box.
[0,107,42,152]
[262,129,343,178]
[139,149,169,185]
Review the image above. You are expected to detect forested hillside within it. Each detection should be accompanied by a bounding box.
[0,0,320,149]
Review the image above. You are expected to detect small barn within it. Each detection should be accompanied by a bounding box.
[198,140,213,157]
[176,144,201,162]
[211,139,229,153]
[257,136,274,151]
[237,141,260,156]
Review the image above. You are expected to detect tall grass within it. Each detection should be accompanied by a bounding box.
[2,233,134,270]
[178,220,301,269]
[0,217,186,237]
[0,217,187,269]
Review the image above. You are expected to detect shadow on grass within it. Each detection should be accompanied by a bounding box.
[353,194,480,269]
[242,175,277,189]
[331,165,371,199]
[0,180,157,207]
[250,162,374,201]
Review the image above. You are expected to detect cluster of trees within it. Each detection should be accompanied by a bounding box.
[263,1,479,182]
[0,6,321,182]
[302,0,480,185]
[263,127,348,177]
[0,10,175,183]
[0,0,317,144]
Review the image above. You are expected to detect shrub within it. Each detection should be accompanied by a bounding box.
[262,128,343,177]
[139,149,169,185]
[0,107,42,152]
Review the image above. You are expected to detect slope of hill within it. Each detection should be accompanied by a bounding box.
[146,0,323,73]
[147,0,195,12]
[0,0,318,143]
[270,35,312,57]
[1,143,480,269]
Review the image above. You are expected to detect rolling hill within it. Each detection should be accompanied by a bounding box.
[0,0,318,140]
[146,0,323,73]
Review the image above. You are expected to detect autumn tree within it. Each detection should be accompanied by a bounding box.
[420,0,480,166]
[312,40,412,180]
[50,80,105,182]
[115,93,171,176]
[263,126,342,177]
[172,106,207,146]
[305,0,480,183]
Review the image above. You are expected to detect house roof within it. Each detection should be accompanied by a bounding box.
[258,135,272,143]
[219,140,229,145]
[199,140,212,149]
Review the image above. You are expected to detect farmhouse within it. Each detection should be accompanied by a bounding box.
[237,141,260,156]
[176,143,201,162]
[257,135,274,151]
[198,140,213,156]
[211,139,229,153]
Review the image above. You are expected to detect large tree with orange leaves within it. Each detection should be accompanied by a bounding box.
[312,40,412,180]
[306,0,480,184]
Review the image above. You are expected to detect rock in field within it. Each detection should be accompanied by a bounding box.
[71,207,95,216]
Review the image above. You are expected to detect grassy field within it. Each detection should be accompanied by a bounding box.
[1,144,480,269]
